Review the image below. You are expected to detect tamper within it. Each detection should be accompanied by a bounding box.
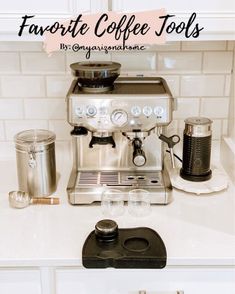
[95,219,118,242]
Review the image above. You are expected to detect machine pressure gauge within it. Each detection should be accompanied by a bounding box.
[131,106,142,117]
[111,109,128,127]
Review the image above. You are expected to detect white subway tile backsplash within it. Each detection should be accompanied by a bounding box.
[24,99,66,119]
[0,99,23,119]
[182,41,227,51]
[222,119,228,135]
[21,52,65,73]
[0,121,5,140]
[0,41,42,51]
[0,53,20,73]
[210,119,222,140]
[200,98,229,119]
[147,42,181,51]
[111,52,156,71]
[181,75,225,97]
[46,76,73,97]
[173,98,200,119]
[5,120,48,140]
[203,52,233,74]
[158,52,202,73]
[0,142,15,159]
[166,120,178,136]
[178,119,186,135]
[224,75,231,97]
[1,76,45,97]
[49,120,72,140]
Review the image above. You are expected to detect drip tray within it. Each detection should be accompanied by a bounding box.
[76,171,163,187]
[67,170,172,204]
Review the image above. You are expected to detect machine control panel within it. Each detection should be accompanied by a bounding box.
[70,96,172,132]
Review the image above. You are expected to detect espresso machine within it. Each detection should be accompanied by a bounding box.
[66,62,176,204]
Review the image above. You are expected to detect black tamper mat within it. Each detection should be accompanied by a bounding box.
[82,219,167,269]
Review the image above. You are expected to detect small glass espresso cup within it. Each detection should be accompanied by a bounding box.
[101,189,125,217]
[128,189,151,217]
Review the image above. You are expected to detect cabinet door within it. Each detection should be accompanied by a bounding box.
[0,269,41,294]
[0,0,108,40]
[112,0,234,13]
[56,267,235,294]
[111,0,235,40]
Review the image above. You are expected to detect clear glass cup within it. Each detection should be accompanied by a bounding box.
[101,189,125,217]
[128,189,151,217]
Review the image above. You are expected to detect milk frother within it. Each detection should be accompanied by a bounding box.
[180,117,213,182]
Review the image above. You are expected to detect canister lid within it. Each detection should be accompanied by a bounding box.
[14,129,56,146]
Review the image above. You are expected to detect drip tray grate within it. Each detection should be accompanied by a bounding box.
[76,171,163,187]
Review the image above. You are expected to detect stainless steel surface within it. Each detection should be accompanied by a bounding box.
[66,76,174,204]
[8,191,59,208]
[14,129,56,198]
[184,117,213,137]
[67,77,173,132]
[8,190,30,208]
[67,169,172,204]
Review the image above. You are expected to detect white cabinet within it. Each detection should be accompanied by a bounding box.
[0,269,41,294]
[111,0,235,40]
[0,266,234,294]
[0,0,108,40]
[55,267,235,294]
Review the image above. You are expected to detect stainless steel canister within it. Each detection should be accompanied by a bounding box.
[14,129,56,197]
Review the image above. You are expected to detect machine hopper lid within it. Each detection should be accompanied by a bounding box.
[70,61,121,91]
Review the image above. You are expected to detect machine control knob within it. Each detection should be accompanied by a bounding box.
[143,106,153,117]
[111,109,128,127]
[131,106,142,117]
[86,105,97,117]
[154,106,164,116]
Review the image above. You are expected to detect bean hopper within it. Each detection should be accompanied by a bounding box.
[66,61,176,204]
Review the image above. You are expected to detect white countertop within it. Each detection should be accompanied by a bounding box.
[0,147,235,268]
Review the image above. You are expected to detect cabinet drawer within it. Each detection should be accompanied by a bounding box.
[0,268,41,294]
[56,267,235,294]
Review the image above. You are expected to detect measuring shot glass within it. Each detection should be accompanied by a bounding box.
[128,189,151,217]
[101,189,125,217]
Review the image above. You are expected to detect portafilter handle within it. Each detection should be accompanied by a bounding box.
[159,134,180,168]
[132,138,146,167]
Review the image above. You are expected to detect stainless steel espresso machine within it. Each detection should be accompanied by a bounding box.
[66,62,176,205]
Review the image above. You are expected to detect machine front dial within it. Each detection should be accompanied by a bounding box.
[111,109,128,127]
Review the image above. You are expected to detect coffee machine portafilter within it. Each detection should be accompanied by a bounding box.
[66,62,176,204]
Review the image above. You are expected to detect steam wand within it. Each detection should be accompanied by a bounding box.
[158,132,180,168]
